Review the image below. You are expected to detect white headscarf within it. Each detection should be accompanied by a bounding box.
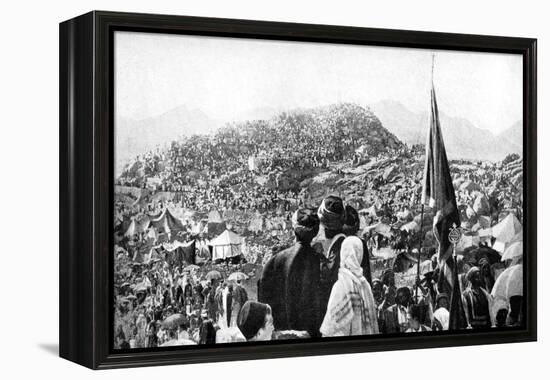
[340,236,365,278]
[321,236,379,336]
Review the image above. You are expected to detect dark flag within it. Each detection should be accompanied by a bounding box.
[421,84,461,298]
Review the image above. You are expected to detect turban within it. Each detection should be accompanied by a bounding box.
[342,204,360,235]
[291,208,320,243]
[317,196,345,231]
[237,301,270,340]
[396,286,411,299]
[466,266,480,282]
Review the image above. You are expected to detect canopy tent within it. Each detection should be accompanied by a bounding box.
[124,220,138,237]
[150,208,185,238]
[161,240,196,266]
[491,213,522,252]
[207,209,226,236]
[209,230,244,260]
[491,264,523,301]
[501,240,523,261]
[208,209,223,224]
[492,213,522,243]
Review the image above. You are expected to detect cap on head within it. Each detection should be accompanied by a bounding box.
[237,301,271,340]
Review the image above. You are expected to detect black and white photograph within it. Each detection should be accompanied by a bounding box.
[112,31,526,349]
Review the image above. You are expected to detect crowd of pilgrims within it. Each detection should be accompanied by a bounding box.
[116,104,402,213]
[114,195,523,349]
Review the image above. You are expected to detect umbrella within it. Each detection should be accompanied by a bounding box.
[227,272,248,282]
[161,314,188,330]
[205,270,222,281]
[491,264,523,300]
[501,241,523,261]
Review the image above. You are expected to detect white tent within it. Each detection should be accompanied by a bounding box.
[208,209,223,224]
[124,220,138,237]
[492,213,522,243]
[400,220,420,233]
[209,230,244,260]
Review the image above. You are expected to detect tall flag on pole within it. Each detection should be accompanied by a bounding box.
[421,67,461,298]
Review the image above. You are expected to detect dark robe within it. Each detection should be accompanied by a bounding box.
[162,289,172,309]
[463,287,491,329]
[379,303,409,334]
[258,242,321,337]
[203,286,218,319]
[360,238,373,286]
[314,234,346,322]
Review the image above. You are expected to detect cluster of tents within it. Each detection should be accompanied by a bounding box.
[120,207,246,265]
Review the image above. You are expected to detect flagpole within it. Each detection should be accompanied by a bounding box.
[415,53,435,302]
[415,202,425,302]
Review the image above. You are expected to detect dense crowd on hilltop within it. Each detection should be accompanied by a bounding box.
[113,103,524,349]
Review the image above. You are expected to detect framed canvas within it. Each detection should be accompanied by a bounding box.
[59,11,537,369]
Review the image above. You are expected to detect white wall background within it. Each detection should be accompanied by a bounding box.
[0,0,546,378]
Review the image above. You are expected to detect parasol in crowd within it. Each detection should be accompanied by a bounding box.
[205,270,222,281]
[161,313,188,330]
[491,264,523,301]
[184,264,200,272]
[227,272,248,282]
[501,241,523,261]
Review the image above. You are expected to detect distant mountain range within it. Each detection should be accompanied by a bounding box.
[116,100,522,175]
[115,106,220,174]
[370,100,522,161]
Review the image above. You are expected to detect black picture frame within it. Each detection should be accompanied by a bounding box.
[59,10,537,370]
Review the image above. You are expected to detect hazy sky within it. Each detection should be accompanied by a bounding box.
[115,31,522,134]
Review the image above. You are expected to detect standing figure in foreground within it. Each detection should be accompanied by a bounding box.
[220,279,248,328]
[462,266,495,329]
[320,236,379,337]
[342,204,373,286]
[313,196,347,321]
[380,286,412,334]
[258,208,322,337]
